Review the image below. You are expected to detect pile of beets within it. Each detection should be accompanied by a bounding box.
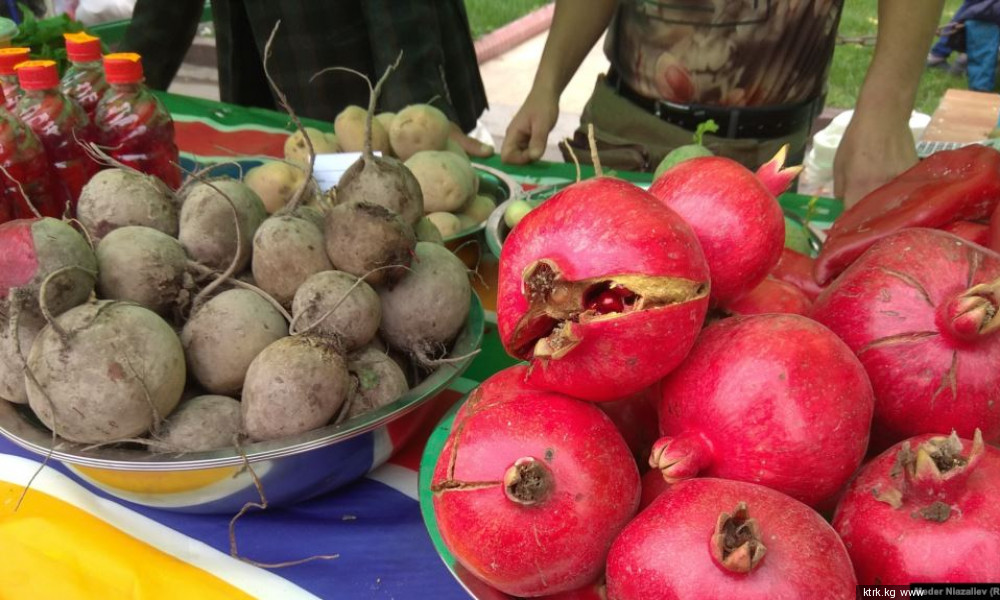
[431,145,1000,598]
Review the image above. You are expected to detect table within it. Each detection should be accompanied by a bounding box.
[922,88,1000,143]
[0,92,842,600]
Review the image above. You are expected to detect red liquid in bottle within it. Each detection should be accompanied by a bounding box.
[95,53,180,190]
[61,32,109,120]
[0,100,70,221]
[15,59,99,213]
[0,47,29,113]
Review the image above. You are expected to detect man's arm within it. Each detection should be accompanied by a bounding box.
[834,0,946,207]
[501,0,618,164]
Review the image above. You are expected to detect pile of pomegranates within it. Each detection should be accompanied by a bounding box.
[431,147,1000,598]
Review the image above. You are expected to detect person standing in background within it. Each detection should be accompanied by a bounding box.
[120,0,493,157]
[502,0,945,208]
[959,0,1000,92]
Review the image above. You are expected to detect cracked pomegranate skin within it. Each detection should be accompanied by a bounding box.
[497,177,710,402]
[654,314,874,508]
[832,433,1000,584]
[606,478,857,600]
[432,365,640,597]
[810,228,1000,451]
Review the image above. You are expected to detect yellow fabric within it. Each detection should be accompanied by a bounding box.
[0,482,254,600]
[73,465,238,495]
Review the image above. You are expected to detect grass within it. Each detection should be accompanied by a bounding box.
[463,0,550,40]
[827,0,969,114]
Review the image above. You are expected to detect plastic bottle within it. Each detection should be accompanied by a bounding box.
[60,32,109,120]
[94,53,181,189]
[0,47,29,113]
[15,59,99,210]
[0,88,70,221]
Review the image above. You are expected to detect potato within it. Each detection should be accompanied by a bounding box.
[461,194,497,224]
[389,104,451,161]
[444,137,468,160]
[404,150,477,213]
[284,127,339,166]
[335,105,391,154]
[244,161,306,214]
[426,211,462,238]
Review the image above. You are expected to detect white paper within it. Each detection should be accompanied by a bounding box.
[312,152,381,191]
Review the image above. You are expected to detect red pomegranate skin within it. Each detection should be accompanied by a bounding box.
[606,478,857,600]
[940,220,991,247]
[754,145,803,197]
[433,365,640,597]
[638,467,672,511]
[648,156,785,305]
[722,276,812,317]
[497,177,710,402]
[771,248,825,301]
[833,432,1000,584]
[811,228,1000,450]
[991,205,1000,252]
[597,384,660,471]
[654,314,874,508]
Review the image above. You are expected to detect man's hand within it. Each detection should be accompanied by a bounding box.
[501,88,560,164]
[834,115,918,208]
[449,122,495,158]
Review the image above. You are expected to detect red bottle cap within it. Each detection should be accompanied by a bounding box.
[15,60,59,90]
[0,47,30,76]
[64,32,102,63]
[103,53,144,84]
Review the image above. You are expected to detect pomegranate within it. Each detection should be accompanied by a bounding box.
[940,220,991,247]
[652,314,874,508]
[432,365,640,597]
[721,276,812,317]
[597,385,660,470]
[991,204,1000,252]
[833,430,1000,584]
[606,478,857,599]
[497,177,709,402]
[771,248,824,301]
[811,228,1000,450]
[648,155,784,305]
[638,467,671,511]
[754,144,803,197]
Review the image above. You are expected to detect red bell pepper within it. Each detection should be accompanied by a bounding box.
[814,145,1000,285]
[941,220,992,247]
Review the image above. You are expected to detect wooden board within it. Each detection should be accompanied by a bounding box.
[922,89,1000,142]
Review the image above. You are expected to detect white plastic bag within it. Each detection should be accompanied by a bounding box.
[73,0,135,25]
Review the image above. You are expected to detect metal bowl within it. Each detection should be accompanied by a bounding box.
[443,163,523,246]
[0,294,485,514]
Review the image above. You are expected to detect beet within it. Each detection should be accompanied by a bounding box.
[652,314,874,508]
[833,431,1000,584]
[251,214,332,306]
[345,346,409,420]
[0,217,97,318]
[431,366,640,597]
[178,178,267,272]
[157,395,241,452]
[606,478,857,599]
[0,299,44,404]
[77,168,178,239]
[95,226,189,315]
[291,270,380,351]
[26,300,186,444]
[323,201,416,287]
[498,177,709,402]
[811,228,1000,450]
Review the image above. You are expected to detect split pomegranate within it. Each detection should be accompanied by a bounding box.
[771,248,825,301]
[432,365,640,597]
[940,220,991,247]
[497,177,709,402]
[606,478,857,599]
[811,228,1000,450]
[833,430,1000,584]
[721,277,812,317]
[648,155,784,305]
[652,314,874,508]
